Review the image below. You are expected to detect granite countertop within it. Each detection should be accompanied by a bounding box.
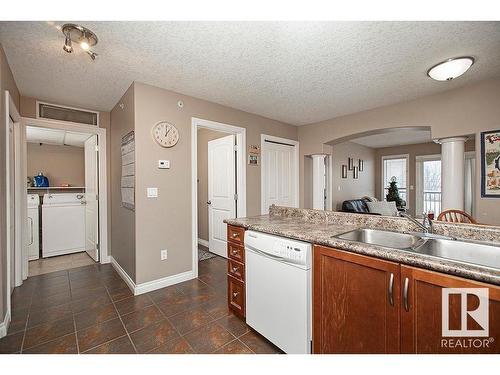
[225,214,500,286]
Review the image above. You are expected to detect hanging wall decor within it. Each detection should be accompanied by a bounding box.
[480,130,500,197]
[348,157,354,170]
[341,165,348,178]
[353,166,359,179]
[359,159,364,171]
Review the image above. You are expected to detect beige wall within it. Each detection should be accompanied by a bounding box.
[27,143,85,186]
[0,43,20,324]
[374,141,475,216]
[132,82,297,284]
[298,78,500,225]
[331,141,376,210]
[197,128,228,242]
[110,84,136,280]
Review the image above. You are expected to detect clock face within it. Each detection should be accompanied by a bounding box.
[152,122,179,148]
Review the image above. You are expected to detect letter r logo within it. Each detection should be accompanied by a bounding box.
[442,288,489,337]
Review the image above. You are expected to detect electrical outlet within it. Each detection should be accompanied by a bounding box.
[160,249,168,261]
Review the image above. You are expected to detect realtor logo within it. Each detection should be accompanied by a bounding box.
[442,288,489,337]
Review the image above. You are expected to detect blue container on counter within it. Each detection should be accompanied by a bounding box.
[33,172,49,187]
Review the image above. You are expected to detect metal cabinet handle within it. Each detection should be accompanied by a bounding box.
[231,232,239,238]
[403,277,410,312]
[231,266,239,273]
[231,249,238,255]
[207,200,211,205]
[388,273,394,306]
[232,291,239,299]
[28,217,34,246]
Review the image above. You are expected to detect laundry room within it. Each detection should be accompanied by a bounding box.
[26,125,99,276]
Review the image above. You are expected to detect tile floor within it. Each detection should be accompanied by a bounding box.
[29,252,96,277]
[0,255,281,354]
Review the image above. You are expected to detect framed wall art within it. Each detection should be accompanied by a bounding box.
[480,129,500,198]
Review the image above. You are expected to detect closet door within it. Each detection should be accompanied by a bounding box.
[84,135,99,262]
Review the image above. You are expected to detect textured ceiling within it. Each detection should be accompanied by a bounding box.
[350,129,432,148]
[1,21,500,125]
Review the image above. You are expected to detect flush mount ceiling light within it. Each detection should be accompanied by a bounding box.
[427,56,474,81]
[61,23,98,61]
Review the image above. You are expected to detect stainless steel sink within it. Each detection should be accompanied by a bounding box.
[412,238,500,270]
[334,229,425,250]
[334,228,500,270]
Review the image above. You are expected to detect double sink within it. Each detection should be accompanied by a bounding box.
[334,228,500,270]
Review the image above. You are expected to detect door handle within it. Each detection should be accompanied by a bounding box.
[388,273,394,306]
[403,277,410,312]
[28,217,34,246]
[207,200,211,205]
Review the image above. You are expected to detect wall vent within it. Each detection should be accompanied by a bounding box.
[37,102,99,126]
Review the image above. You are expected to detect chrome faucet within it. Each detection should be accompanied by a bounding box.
[399,212,433,234]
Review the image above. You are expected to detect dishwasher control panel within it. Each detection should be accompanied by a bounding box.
[245,230,311,268]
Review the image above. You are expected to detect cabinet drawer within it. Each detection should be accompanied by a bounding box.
[227,225,245,245]
[227,259,245,281]
[227,242,245,263]
[228,275,245,318]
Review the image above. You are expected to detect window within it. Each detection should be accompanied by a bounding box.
[382,155,408,204]
[416,155,441,216]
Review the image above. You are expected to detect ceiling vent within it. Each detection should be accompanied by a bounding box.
[37,102,98,126]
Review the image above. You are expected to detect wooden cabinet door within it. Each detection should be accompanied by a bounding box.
[401,265,500,353]
[313,246,401,353]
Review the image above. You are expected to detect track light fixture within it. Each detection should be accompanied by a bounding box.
[61,24,98,61]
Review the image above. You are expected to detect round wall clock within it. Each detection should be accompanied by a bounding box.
[152,121,179,148]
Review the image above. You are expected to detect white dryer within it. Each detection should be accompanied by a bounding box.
[42,193,86,258]
[27,194,40,260]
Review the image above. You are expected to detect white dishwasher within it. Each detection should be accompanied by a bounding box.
[245,230,312,354]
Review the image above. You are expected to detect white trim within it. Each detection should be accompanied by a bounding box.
[381,154,410,202]
[191,117,246,278]
[36,100,100,127]
[110,256,136,293]
[20,117,110,265]
[198,238,209,248]
[135,271,195,295]
[110,256,195,296]
[0,310,11,338]
[4,90,21,330]
[260,134,300,214]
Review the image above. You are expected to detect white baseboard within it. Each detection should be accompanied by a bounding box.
[110,256,195,296]
[198,238,209,248]
[110,256,136,293]
[0,310,11,339]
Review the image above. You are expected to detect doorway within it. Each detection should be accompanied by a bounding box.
[260,134,299,214]
[191,117,246,277]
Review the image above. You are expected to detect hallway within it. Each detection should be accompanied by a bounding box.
[0,256,280,354]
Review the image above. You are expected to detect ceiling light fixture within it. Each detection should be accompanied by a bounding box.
[427,56,475,81]
[61,23,98,61]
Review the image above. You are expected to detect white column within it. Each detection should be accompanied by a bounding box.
[439,137,467,211]
[312,154,327,210]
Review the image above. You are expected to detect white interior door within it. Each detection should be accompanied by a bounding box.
[84,135,99,262]
[208,134,236,257]
[261,139,297,214]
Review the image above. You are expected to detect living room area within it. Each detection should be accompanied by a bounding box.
[324,127,477,222]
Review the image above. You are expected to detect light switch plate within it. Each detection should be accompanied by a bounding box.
[161,249,168,260]
[158,160,170,169]
[147,187,158,198]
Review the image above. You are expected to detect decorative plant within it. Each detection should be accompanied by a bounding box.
[386,176,405,207]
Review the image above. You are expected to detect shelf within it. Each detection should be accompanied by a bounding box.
[28,187,85,190]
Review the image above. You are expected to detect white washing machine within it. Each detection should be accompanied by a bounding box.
[27,194,40,261]
[42,193,86,258]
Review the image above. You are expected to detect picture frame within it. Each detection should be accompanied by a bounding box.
[248,154,260,166]
[480,130,500,198]
[359,159,364,171]
[353,166,359,179]
[341,165,348,179]
[348,157,354,170]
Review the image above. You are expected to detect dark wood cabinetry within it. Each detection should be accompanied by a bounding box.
[313,245,500,354]
[401,265,500,353]
[313,245,400,353]
[227,224,246,319]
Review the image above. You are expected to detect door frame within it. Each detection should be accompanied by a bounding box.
[191,117,246,277]
[260,134,299,214]
[4,91,21,332]
[18,117,110,273]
